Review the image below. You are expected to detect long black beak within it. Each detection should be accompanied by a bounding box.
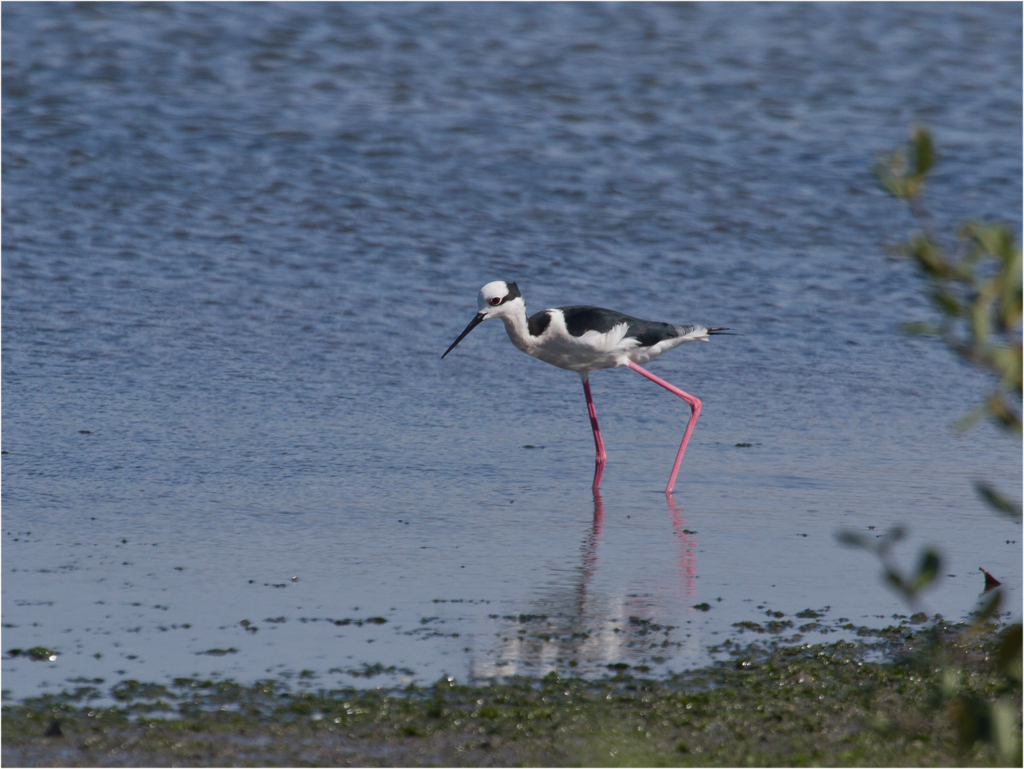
[442,312,485,358]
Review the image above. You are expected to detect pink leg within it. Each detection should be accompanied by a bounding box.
[626,361,702,495]
[581,375,607,492]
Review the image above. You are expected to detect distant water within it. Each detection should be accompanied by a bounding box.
[3,2,1020,700]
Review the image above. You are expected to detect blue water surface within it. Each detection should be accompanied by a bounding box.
[2,2,1021,699]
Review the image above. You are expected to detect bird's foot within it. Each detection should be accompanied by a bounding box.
[592,456,606,491]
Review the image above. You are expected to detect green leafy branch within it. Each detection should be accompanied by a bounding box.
[837,526,940,606]
[857,127,1023,763]
[875,126,1022,440]
[838,522,1020,763]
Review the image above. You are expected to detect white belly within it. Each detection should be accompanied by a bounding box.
[528,332,627,372]
[502,312,706,374]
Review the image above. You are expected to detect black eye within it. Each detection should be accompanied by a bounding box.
[489,297,501,306]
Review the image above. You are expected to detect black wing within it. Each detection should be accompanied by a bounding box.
[527,310,553,337]
[559,306,682,347]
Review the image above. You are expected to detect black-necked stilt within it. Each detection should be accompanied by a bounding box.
[442,281,731,494]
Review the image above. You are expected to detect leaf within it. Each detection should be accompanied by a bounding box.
[998,247,1023,326]
[951,695,990,751]
[982,393,1022,435]
[910,549,940,592]
[973,481,1022,518]
[836,531,869,549]
[910,126,934,176]
[931,289,961,317]
[991,697,1021,764]
[969,290,993,344]
[884,569,908,595]
[988,348,1021,385]
[897,320,941,337]
[873,152,910,199]
[910,236,948,277]
[996,624,1022,684]
[962,221,1012,260]
[940,666,962,698]
[973,585,1002,619]
[952,404,988,433]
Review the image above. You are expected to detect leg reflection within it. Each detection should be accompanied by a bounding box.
[578,491,604,609]
[665,493,698,598]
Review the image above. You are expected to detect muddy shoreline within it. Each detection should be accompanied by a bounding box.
[4,621,1019,767]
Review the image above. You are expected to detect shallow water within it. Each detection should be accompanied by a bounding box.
[2,2,1021,700]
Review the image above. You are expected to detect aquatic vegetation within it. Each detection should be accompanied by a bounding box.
[5,647,58,662]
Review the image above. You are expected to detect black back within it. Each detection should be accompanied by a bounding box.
[558,306,685,347]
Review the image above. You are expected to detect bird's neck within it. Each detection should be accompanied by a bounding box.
[499,304,534,354]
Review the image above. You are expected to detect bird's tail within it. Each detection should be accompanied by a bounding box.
[671,325,737,344]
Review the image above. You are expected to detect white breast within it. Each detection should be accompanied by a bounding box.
[524,312,638,372]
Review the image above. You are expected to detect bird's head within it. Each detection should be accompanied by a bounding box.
[442,281,523,358]
[477,280,523,317]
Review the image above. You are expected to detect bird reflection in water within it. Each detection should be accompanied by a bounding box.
[666,493,698,598]
[471,493,702,679]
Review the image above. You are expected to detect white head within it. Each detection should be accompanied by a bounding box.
[477,280,523,316]
[442,281,524,358]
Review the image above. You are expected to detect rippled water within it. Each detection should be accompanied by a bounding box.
[3,2,1021,700]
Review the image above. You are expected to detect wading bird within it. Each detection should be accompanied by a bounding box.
[442,281,731,494]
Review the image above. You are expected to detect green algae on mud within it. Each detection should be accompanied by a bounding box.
[2,622,1019,767]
